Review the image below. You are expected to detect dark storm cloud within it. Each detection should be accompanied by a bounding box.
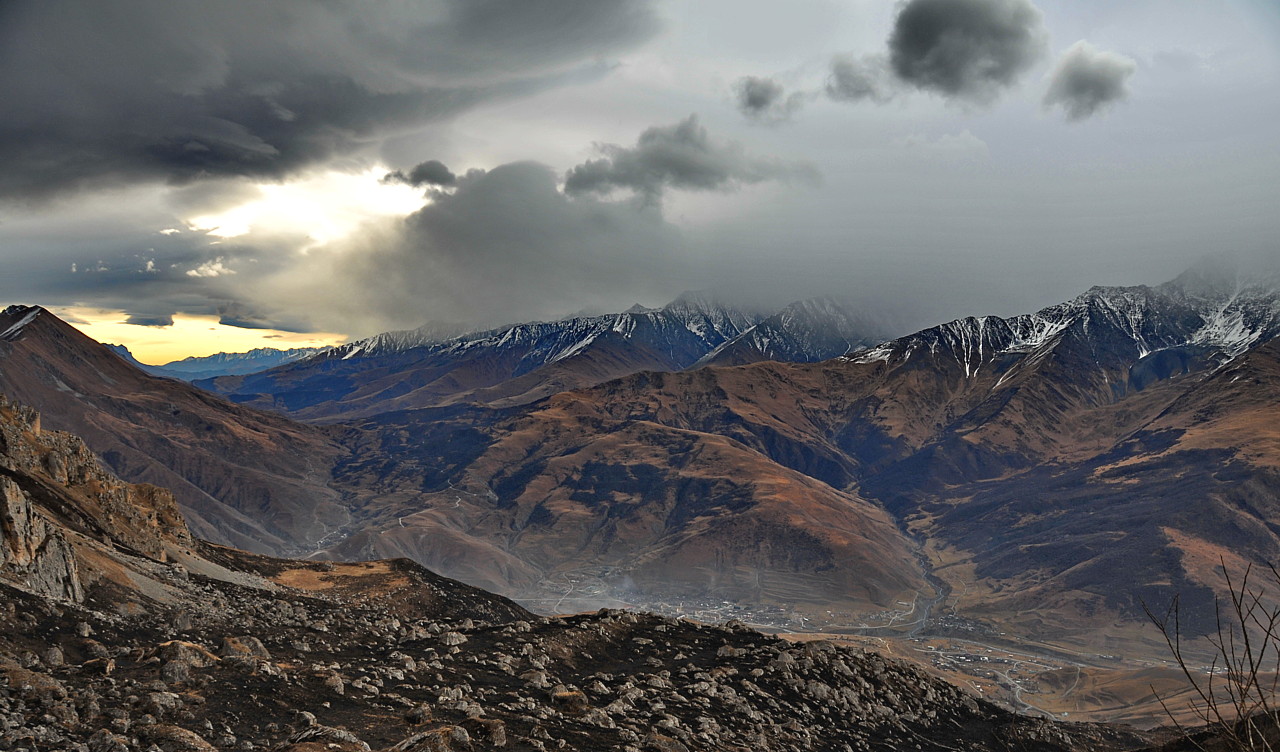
[1044,41,1138,121]
[814,0,1047,108]
[216,302,287,330]
[563,116,817,202]
[383,160,458,188]
[734,77,804,123]
[888,0,1047,102]
[286,162,688,333]
[0,0,660,201]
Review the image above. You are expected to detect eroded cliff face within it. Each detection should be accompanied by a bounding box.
[0,475,81,602]
[0,395,192,601]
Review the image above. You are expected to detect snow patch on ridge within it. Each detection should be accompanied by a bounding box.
[845,272,1280,378]
[1,307,41,341]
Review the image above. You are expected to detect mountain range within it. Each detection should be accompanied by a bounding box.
[106,344,329,381]
[3,263,1279,671]
[201,292,893,420]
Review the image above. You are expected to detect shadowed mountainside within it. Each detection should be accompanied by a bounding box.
[0,306,347,555]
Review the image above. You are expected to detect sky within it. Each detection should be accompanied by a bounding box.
[1,0,1278,363]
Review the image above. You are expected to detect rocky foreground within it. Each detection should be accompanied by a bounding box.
[1,570,1156,752]
[0,393,1162,751]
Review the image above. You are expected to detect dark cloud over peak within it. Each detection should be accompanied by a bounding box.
[216,301,292,330]
[384,160,458,188]
[0,0,661,202]
[734,77,804,123]
[888,0,1048,102]
[274,160,689,333]
[563,115,818,201]
[1044,41,1137,121]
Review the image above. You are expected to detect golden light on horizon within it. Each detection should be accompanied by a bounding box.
[53,307,349,365]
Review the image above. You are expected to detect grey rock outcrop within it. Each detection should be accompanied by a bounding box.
[0,475,82,601]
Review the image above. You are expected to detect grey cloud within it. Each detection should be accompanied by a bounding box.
[1044,41,1137,121]
[428,0,660,74]
[826,55,898,104]
[888,0,1047,102]
[734,77,804,123]
[816,0,1047,109]
[383,160,458,188]
[265,161,689,334]
[0,0,660,201]
[216,302,292,330]
[0,213,305,332]
[563,116,818,201]
[124,313,175,327]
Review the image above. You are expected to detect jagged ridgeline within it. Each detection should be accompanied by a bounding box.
[200,292,892,420]
[0,394,1160,751]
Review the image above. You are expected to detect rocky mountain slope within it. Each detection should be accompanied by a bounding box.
[0,306,345,555]
[318,266,1280,651]
[0,393,1158,752]
[326,395,928,618]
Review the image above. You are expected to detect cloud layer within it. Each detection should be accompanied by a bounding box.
[1044,41,1138,121]
[0,0,659,201]
[274,162,687,333]
[0,116,814,337]
[563,116,817,202]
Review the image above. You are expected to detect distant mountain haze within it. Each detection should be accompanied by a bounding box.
[106,343,330,381]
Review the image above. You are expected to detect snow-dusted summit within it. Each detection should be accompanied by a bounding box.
[698,296,894,366]
[317,291,764,375]
[849,264,1280,382]
[0,305,42,341]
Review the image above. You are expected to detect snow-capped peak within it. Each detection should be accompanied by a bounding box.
[845,265,1280,376]
[0,305,42,341]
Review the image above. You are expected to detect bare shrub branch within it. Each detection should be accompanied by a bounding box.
[1144,559,1280,751]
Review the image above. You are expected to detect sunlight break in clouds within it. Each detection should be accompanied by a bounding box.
[187,167,425,248]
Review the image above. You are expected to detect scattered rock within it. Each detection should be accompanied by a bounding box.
[138,723,217,751]
[219,636,271,660]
